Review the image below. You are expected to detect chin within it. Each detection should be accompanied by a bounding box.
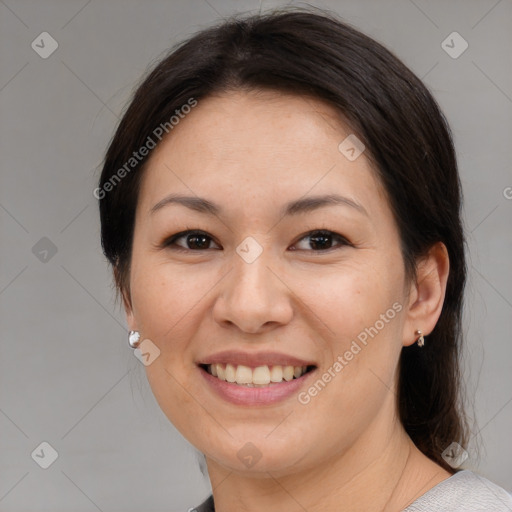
[198,430,314,476]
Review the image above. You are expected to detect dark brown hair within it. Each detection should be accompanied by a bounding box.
[98,6,469,471]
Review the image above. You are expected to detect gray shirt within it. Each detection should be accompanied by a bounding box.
[193,470,512,511]
[403,469,512,511]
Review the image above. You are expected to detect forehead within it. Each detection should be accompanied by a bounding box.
[138,89,389,221]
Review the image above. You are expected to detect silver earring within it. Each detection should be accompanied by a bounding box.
[128,330,141,349]
[415,329,425,347]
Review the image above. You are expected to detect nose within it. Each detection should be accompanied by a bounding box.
[212,249,294,334]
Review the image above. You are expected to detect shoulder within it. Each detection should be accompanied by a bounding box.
[403,470,512,511]
[190,473,512,512]
[190,495,214,512]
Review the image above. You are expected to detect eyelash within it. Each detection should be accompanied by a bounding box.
[160,229,353,253]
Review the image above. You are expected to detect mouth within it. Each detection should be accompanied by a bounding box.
[196,351,318,405]
[198,363,317,387]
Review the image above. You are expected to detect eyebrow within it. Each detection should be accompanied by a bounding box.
[150,193,368,218]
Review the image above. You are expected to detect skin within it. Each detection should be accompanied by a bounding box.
[122,89,453,511]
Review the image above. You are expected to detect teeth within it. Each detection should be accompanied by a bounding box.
[253,366,270,385]
[235,365,253,384]
[225,363,236,383]
[270,365,283,382]
[283,366,294,381]
[206,363,310,385]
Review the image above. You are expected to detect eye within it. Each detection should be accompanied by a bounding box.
[291,230,352,252]
[162,230,220,252]
[161,229,352,253]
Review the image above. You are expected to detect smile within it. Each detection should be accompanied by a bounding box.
[201,363,315,386]
[198,361,317,405]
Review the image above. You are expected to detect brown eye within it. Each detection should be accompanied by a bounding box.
[292,230,351,252]
[163,230,221,251]
[162,229,351,253]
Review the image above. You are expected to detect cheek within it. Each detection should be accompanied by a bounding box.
[129,260,206,429]
[299,261,404,406]
[129,256,207,343]
[299,260,400,340]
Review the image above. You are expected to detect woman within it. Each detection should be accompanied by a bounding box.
[97,8,512,511]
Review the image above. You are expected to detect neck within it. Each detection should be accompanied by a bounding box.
[205,421,452,512]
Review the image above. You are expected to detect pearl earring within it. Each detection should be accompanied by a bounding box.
[128,330,141,349]
[415,329,425,347]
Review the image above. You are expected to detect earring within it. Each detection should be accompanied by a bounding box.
[415,329,425,347]
[128,330,141,349]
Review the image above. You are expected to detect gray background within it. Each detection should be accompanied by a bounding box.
[1,0,511,510]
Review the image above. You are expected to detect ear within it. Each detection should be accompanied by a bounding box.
[402,241,450,347]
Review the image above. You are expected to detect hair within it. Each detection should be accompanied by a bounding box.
[98,6,469,472]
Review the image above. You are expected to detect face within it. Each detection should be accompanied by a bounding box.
[125,89,411,476]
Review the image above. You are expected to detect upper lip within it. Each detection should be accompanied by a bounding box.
[197,350,317,368]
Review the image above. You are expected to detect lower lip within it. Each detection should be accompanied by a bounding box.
[199,366,316,406]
